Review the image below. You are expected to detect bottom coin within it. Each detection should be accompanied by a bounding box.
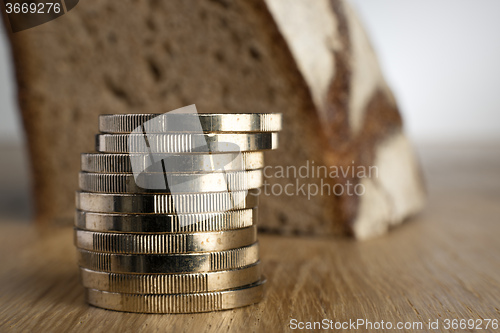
[80,262,262,294]
[85,279,266,313]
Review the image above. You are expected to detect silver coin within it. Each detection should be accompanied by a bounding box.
[75,190,259,214]
[74,226,257,254]
[85,279,266,313]
[77,242,259,273]
[74,208,257,233]
[81,152,265,173]
[79,262,262,294]
[79,169,263,193]
[96,132,278,153]
[99,113,282,133]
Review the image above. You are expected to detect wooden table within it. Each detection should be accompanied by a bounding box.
[0,144,499,332]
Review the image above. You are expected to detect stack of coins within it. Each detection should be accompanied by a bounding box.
[74,112,281,313]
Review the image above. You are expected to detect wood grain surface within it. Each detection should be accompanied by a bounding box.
[0,143,499,332]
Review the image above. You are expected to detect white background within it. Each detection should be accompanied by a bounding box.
[1,0,500,143]
[350,0,500,142]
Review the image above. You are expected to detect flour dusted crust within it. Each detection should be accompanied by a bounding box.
[2,0,424,238]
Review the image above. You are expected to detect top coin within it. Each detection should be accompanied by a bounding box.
[99,113,282,133]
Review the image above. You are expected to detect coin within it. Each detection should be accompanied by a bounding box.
[76,190,259,214]
[78,169,263,193]
[75,226,257,254]
[99,113,282,133]
[75,112,280,313]
[80,152,265,173]
[85,279,265,313]
[79,262,261,294]
[77,242,259,273]
[74,208,257,233]
[96,132,278,153]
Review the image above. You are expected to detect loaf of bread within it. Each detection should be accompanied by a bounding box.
[2,0,425,239]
